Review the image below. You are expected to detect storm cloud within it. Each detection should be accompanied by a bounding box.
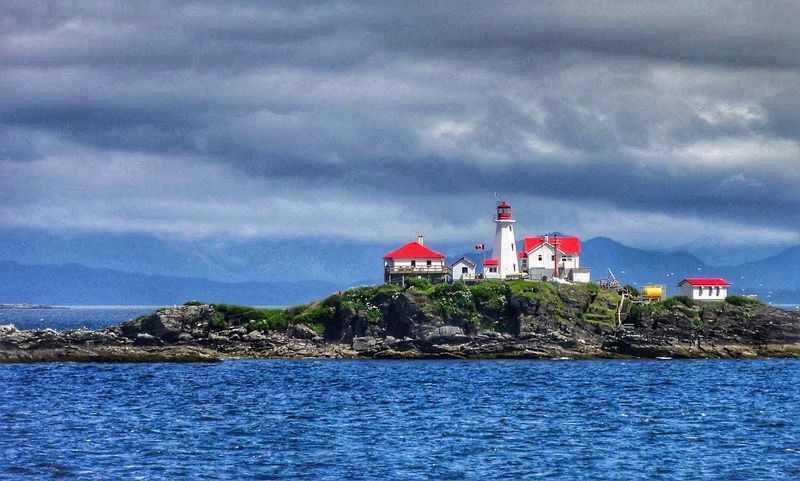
[2,1,799,249]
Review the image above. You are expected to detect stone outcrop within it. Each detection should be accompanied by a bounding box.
[1,284,799,362]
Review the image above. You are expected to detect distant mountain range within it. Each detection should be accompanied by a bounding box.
[579,237,800,301]
[0,261,358,306]
[1,231,798,305]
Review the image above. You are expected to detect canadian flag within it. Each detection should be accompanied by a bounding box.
[475,243,486,251]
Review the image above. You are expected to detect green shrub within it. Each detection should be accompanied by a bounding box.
[183,300,205,306]
[725,295,761,307]
[661,296,693,309]
[405,277,432,292]
[294,304,337,325]
[209,311,227,330]
[623,284,640,297]
[308,322,325,336]
[469,282,509,310]
[248,309,289,331]
[432,282,476,318]
[339,288,382,322]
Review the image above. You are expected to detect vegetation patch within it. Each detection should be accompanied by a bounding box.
[432,282,477,319]
[726,295,762,307]
[469,281,509,311]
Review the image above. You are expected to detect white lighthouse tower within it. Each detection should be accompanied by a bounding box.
[491,201,519,278]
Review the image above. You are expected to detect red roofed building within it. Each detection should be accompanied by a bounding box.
[677,278,731,301]
[520,234,591,283]
[482,258,500,279]
[383,235,450,285]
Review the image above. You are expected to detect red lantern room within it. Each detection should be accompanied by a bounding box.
[496,201,513,220]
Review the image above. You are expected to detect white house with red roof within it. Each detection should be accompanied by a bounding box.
[383,235,450,285]
[520,234,591,283]
[483,258,500,279]
[677,277,731,301]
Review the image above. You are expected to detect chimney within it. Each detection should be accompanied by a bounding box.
[417,235,424,245]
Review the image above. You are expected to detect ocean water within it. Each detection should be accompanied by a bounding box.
[1,359,799,480]
[0,306,161,331]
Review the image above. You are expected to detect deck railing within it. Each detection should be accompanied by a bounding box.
[385,266,451,275]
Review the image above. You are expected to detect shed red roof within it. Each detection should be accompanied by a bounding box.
[483,259,499,266]
[383,241,445,260]
[677,278,731,287]
[522,236,581,255]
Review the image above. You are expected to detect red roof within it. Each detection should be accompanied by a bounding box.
[522,236,581,255]
[383,241,445,260]
[518,251,526,259]
[497,201,511,209]
[677,278,731,287]
[483,259,499,266]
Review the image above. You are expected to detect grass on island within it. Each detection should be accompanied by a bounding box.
[177,279,626,335]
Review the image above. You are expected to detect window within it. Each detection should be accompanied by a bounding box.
[715,286,720,296]
[551,255,555,261]
[538,255,543,261]
[697,287,702,296]
[511,243,514,251]
[708,286,713,296]
[462,267,469,274]
[513,263,517,270]
[426,260,432,267]
[411,260,416,267]
[490,267,497,273]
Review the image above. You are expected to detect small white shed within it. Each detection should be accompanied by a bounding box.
[677,278,731,301]
[451,257,477,281]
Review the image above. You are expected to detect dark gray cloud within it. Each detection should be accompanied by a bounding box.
[1,1,799,247]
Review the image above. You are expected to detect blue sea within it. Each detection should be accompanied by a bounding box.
[0,306,160,331]
[1,308,799,480]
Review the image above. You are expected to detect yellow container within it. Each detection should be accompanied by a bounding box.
[642,285,664,300]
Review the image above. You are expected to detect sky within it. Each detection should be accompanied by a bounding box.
[2,0,800,254]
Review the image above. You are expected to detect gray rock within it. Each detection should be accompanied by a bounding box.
[352,336,379,352]
[134,333,163,346]
[247,330,267,341]
[0,324,18,334]
[428,326,464,339]
[291,324,320,340]
[177,332,194,342]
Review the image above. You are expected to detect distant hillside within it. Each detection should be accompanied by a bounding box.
[581,237,800,298]
[1,235,798,305]
[0,261,355,306]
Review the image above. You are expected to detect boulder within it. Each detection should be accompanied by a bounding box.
[352,336,379,352]
[291,324,319,340]
[133,305,215,342]
[247,330,267,341]
[134,333,163,346]
[0,324,18,334]
[429,326,464,338]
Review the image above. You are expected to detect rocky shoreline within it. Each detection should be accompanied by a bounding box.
[2,283,800,363]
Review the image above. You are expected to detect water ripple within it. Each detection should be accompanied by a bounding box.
[1,359,800,480]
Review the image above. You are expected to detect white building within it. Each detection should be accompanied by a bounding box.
[487,201,519,279]
[520,235,591,283]
[383,235,450,285]
[483,258,500,279]
[677,278,731,301]
[451,257,477,281]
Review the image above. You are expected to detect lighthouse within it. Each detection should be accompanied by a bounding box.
[491,201,519,278]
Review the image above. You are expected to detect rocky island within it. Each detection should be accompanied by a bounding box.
[1,280,799,363]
